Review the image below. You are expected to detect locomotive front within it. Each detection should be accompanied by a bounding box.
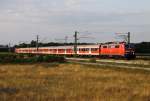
[124,44,136,59]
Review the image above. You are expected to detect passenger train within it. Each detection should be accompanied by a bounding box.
[15,42,136,59]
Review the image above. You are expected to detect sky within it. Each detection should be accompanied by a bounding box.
[0,0,150,45]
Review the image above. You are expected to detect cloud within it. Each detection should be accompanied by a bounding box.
[64,0,80,7]
[0,0,150,44]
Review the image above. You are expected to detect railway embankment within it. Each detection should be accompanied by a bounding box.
[66,57,150,71]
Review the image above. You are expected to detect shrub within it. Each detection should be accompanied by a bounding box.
[0,53,17,63]
[0,53,66,63]
[36,55,44,62]
[43,55,66,63]
[43,55,51,62]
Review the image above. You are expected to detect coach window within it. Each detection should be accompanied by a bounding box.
[91,48,98,51]
[86,48,89,51]
[58,49,64,52]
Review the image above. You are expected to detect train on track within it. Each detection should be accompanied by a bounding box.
[15,42,136,59]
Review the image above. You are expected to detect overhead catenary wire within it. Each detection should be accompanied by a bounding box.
[115,32,131,44]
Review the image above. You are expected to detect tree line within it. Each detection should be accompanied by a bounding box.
[134,42,150,53]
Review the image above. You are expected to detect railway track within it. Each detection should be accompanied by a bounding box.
[136,53,150,56]
[66,58,150,71]
[136,53,150,59]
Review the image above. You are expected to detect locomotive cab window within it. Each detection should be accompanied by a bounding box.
[115,45,119,48]
[125,44,135,49]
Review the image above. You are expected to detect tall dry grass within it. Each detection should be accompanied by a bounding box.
[0,63,150,101]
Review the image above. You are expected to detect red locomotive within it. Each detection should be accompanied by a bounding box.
[15,42,135,59]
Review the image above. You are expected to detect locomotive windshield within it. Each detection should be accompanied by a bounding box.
[125,44,135,49]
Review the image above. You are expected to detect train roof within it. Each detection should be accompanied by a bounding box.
[16,44,100,49]
[16,42,126,50]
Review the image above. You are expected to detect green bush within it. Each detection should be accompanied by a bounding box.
[43,55,66,63]
[43,55,51,62]
[0,53,66,63]
[0,53,16,63]
[36,55,44,62]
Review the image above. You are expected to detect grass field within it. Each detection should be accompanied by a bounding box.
[0,63,150,101]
